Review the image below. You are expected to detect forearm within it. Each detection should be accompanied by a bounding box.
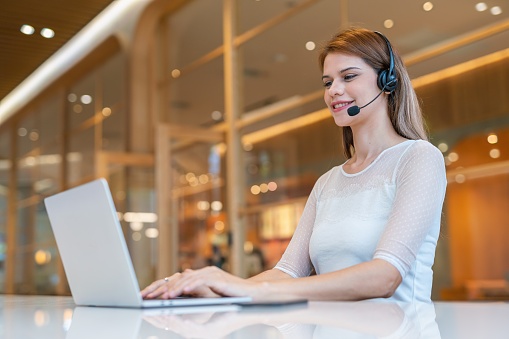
[248,268,292,282]
[257,259,401,301]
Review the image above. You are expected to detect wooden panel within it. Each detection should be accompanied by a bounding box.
[417,58,509,132]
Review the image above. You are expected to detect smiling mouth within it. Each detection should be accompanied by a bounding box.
[332,102,353,109]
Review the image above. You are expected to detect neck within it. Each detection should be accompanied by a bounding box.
[349,115,405,163]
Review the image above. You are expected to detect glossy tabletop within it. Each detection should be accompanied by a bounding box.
[1,295,508,338]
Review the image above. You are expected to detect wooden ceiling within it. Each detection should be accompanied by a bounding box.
[0,0,115,101]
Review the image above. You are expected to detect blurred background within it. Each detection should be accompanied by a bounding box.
[1,0,508,301]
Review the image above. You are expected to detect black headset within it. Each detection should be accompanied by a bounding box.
[374,31,397,93]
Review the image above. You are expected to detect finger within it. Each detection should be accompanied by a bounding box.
[147,281,174,299]
[142,273,181,298]
[173,267,227,297]
[140,279,166,297]
[169,268,212,297]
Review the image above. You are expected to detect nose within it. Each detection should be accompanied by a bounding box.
[328,80,344,97]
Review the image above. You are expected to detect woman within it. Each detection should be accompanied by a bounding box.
[141,28,447,303]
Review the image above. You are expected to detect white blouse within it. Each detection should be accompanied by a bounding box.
[274,140,447,302]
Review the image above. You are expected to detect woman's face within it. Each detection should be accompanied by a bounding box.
[322,53,383,127]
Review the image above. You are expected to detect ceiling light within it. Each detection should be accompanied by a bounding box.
[438,142,448,152]
[40,28,55,39]
[214,221,225,232]
[18,127,27,137]
[145,228,159,239]
[211,201,223,211]
[129,221,143,232]
[102,107,112,117]
[268,181,277,191]
[80,95,92,104]
[305,41,316,51]
[455,174,466,184]
[487,134,498,144]
[384,19,394,29]
[489,149,501,159]
[20,24,35,35]
[490,6,502,15]
[448,152,459,162]
[251,185,261,195]
[211,110,222,121]
[171,69,181,78]
[197,201,210,211]
[67,93,77,102]
[475,2,488,11]
[423,2,433,11]
[73,104,82,113]
[199,174,209,184]
[29,131,39,141]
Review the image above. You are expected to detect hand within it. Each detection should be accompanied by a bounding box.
[143,311,275,339]
[141,271,220,299]
[141,266,261,299]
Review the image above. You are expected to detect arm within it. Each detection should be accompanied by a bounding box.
[254,259,401,301]
[148,259,399,301]
[248,269,293,282]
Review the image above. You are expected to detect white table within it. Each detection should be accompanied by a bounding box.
[1,295,508,338]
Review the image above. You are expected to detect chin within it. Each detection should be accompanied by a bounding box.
[332,115,350,127]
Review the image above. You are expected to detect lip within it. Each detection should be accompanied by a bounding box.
[330,100,354,113]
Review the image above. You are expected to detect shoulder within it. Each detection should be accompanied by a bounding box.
[313,165,342,191]
[395,140,446,183]
[401,139,445,163]
[316,165,341,184]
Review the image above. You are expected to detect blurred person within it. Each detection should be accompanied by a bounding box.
[141,27,446,303]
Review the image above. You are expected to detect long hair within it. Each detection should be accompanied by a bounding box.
[318,28,428,158]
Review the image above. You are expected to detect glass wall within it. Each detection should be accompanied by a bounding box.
[13,92,63,294]
[158,0,229,272]
[0,130,9,293]
[0,49,127,294]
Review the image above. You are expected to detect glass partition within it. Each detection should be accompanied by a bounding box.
[163,55,225,126]
[101,53,127,152]
[0,130,9,293]
[109,166,156,289]
[13,92,63,294]
[168,139,228,272]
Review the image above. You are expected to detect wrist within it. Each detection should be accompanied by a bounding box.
[251,281,272,301]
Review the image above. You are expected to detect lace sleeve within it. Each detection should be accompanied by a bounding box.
[374,141,447,278]
[273,172,329,278]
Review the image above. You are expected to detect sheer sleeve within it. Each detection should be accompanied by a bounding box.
[373,141,447,278]
[274,171,331,277]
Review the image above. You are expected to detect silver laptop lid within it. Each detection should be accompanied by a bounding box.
[45,179,143,307]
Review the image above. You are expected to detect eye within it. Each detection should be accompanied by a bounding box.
[344,74,357,81]
[323,80,332,88]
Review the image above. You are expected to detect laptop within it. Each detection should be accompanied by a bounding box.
[44,178,252,308]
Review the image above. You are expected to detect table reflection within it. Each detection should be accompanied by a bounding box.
[67,300,440,338]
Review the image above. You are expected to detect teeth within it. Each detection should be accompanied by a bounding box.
[333,102,349,109]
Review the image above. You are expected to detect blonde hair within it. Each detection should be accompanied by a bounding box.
[319,28,428,158]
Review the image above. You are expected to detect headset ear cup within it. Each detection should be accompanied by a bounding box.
[377,69,397,93]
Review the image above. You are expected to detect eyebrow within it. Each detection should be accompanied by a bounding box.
[321,66,361,80]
